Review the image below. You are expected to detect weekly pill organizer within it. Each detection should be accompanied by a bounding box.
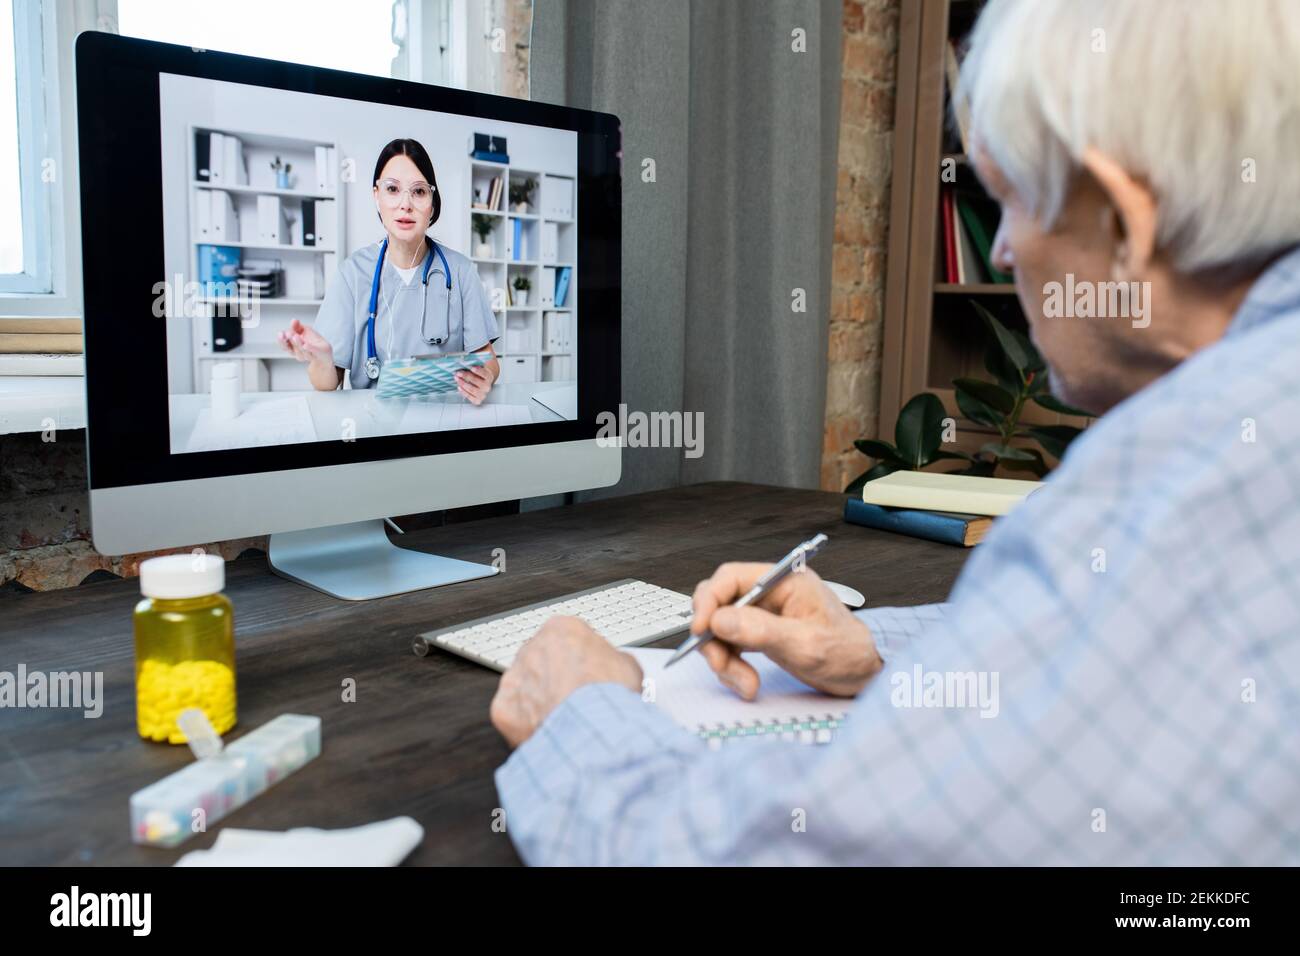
[375,352,490,400]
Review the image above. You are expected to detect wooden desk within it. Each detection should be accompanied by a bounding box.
[0,482,969,865]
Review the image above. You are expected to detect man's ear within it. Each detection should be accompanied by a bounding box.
[1081,147,1157,280]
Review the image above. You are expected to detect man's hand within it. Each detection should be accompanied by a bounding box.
[490,616,643,748]
[692,563,883,699]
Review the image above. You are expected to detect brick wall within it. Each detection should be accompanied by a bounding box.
[821,0,899,492]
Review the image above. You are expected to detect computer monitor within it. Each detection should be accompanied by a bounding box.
[75,32,621,599]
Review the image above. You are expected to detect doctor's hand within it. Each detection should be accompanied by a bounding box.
[490,616,643,748]
[454,364,493,405]
[691,563,883,700]
[278,319,334,368]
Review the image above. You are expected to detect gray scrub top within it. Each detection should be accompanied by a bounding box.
[314,239,499,389]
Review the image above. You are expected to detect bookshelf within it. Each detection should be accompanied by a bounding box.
[186,126,345,393]
[467,158,577,385]
[879,0,1087,459]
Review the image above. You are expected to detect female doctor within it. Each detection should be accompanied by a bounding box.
[278,138,500,404]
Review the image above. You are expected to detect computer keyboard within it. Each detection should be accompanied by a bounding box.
[412,579,695,672]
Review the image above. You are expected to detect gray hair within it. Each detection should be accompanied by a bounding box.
[959,0,1300,274]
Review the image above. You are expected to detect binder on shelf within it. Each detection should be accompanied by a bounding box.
[314,146,328,194]
[541,221,558,263]
[542,174,574,219]
[211,190,239,243]
[540,267,556,308]
[313,199,333,249]
[511,218,523,261]
[195,131,212,182]
[554,266,572,307]
[257,195,289,245]
[222,135,247,186]
[208,132,225,185]
[196,189,213,240]
[301,200,316,246]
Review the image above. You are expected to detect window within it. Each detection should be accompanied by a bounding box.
[0,0,53,294]
[117,0,402,79]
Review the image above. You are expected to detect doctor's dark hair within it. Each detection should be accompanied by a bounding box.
[372,138,441,226]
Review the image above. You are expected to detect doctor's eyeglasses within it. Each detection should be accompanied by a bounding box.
[376,178,436,208]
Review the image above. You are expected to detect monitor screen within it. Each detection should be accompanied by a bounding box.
[77,33,620,494]
[156,73,583,455]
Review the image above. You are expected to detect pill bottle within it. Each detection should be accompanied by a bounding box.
[134,554,237,744]
[211,361,241,421]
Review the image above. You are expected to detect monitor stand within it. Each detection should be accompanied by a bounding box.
[268,519,499,601]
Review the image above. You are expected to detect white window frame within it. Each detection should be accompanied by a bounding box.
[1,0,54,294]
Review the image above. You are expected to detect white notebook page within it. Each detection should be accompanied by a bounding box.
[628,647,850,746]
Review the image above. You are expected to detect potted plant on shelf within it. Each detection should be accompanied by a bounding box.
[511,274,531,307]
[509,178,536,214]
[471,214,495,258]
[845,301,1094,493]
[270,156,293,189]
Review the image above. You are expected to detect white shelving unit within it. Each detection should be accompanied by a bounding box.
[468,158,577,385]
[187,126,345,392]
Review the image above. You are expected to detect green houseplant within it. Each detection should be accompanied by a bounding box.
[471,213,495,257]
[846,302,1093,493]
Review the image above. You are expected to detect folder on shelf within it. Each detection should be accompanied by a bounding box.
[554,266,572,307]
[211,190,240,243]
[542,174,574,219]
[540,267,556,308]
[208,132,225,185]
[301,200,316,246]
[195,131,212,182]
[313,200,333,249]
[512,218,523,261]
[222,135,247,186]
[257,195,289,245]
[197,189,212,240]
[541,221,558,263]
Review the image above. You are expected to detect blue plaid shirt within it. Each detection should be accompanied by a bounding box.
[495,247,1300,865]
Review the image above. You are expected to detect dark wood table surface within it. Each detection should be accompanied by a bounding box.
[0,482,969,866]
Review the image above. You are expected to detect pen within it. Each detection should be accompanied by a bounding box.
[665,533,829,668]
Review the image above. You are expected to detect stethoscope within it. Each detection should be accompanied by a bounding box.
[365,236,453,381]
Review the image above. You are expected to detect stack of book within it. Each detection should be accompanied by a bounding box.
[844,471,1040,547]
[941,187,1010,285]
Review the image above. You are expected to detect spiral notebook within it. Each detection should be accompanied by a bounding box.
[627,647,850,747]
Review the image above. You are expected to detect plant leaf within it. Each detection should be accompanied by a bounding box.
[1032,392,1095,418]
[971,300,1044,374]
[980,441,1036,461]
[953,377,1016,414]
[894,393,947,468]
[845,461,899,494]
[954,386,1004,429]
[984,339,1022,394]
[853,438,905,464]
[1025,424,1084,461]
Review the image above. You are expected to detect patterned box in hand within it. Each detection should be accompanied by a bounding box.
[375,352,489,400]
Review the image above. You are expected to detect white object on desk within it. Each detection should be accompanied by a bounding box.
[185,395,317,452]
[174,816,424,867]
[628,647,850,748]
[822,580,865,608]
[210,361,242,422]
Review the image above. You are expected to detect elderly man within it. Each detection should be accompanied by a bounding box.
[490,0,1300,864]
